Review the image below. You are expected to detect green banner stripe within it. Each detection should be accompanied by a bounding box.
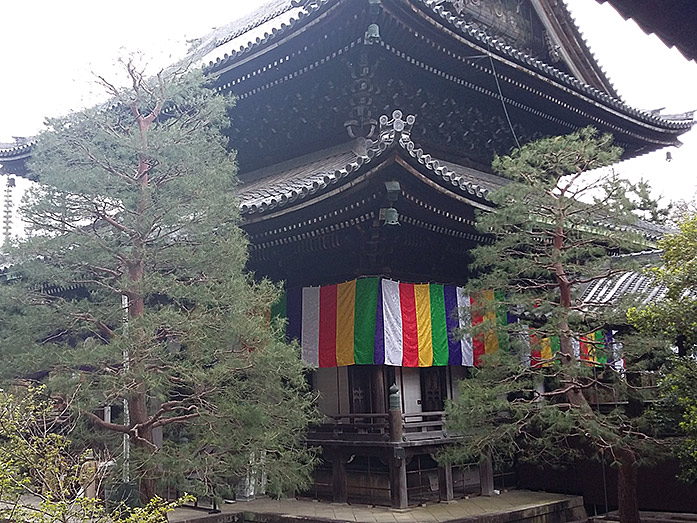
[354,277,379,364]
[594,330,607,364]
[550,336,560,354]
[429,284,449,366]
[494,290,509,351]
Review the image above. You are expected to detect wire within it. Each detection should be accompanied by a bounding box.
[486,42,522,150]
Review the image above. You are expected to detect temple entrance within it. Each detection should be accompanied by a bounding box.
[348,366,393,414]
[420,367,448,413]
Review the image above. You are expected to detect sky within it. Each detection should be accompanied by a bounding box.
[0,0,696,208]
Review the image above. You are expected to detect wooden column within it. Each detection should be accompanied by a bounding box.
[390,449,408,509]
[479,453,495,496]
[372,366,386,414]
[388,384,407,508]
[438,462,454,502]
[331,452,348,503]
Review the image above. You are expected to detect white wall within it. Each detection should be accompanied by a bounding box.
[313,367,350,416]
[400,367,422,414]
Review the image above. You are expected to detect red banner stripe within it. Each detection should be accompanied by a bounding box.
[318,284,338,367]
[399,283,419,367]
[470,293,485,367]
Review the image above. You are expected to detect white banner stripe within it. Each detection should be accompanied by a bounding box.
[456,287,473,366]
[301,287,320,368]
[382,279,404,366]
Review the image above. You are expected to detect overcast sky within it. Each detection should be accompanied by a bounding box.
[1,0,696,205]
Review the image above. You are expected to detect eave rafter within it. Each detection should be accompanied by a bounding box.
[202,0,690,166]
[392,0,691,138]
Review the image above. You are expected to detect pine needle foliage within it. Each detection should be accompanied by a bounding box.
[629,214,697,483]
[444,128,671,523]
[0,60,317,503]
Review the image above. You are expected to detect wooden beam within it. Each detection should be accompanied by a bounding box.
[390,449,408,509]
[479,453,495,496]
[438,462,454,502]
[331,454,348,503]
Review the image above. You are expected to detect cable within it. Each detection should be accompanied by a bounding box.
[486,42,522,150]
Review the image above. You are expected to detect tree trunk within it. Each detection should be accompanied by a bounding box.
[139,475,157,505]
[129,387,157,503]
[617,448,641,523]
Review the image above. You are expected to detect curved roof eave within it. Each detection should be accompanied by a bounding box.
[201,0,339,75]
[408,0,693,134]
[238,110,496,220]
[0,141,35,160]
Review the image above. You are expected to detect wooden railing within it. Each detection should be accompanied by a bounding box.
[307,411,450,443]
[402,411,447,441]
[307,413,390,441]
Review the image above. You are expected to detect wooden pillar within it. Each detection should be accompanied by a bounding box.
[331,453,348,503]
[390,449,408,509]
[438,462,454,502]
[387,384,407,508]
[372,366,386,414]
[479,453,495,496]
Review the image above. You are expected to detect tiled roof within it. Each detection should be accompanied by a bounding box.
[577,250,673,307]
[238,143,361,214]
[5,0,693,165]
[579,269,667,307]
[438,161,507,194]
[419,0,692,132]
[237,110,502,216]
[0,140,35,159]
[197,0,328,71]
[236,111,675,248]
[541,0,618,98]
[193,0,692,132]
[597,0,697,62]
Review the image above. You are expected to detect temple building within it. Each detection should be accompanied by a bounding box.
[0,0,693,509]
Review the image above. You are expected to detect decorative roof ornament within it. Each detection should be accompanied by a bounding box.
[377,110,416,144]
[345,52,382,139]
[443,0,467,15]
[544,32,562,64]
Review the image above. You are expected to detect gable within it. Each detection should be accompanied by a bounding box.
[437,0,617,96]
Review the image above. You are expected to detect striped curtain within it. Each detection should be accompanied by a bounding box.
[271,278,610,369]
[272,277,501,368]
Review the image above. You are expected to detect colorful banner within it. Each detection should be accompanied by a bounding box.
[377,280,472,367]
[272,278,610,369]
[579,331,607,365]
[273,278,475,368]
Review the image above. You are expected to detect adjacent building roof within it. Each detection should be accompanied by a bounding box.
[578,250,668,307]
[580,269,667,307]
[597,0,697,62]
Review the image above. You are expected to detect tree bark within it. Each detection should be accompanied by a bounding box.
[617,448,641,523]
[139,475,157,505]
[554,220,592,412]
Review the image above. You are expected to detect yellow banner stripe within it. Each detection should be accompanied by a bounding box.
[335,280,356,366]
[414,284,434,367]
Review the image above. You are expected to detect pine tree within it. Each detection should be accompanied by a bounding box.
[629,214,697,482]
[445,128,670,523]
[0,60,317,503]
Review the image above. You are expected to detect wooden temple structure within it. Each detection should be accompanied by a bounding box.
[0,0,693,508]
